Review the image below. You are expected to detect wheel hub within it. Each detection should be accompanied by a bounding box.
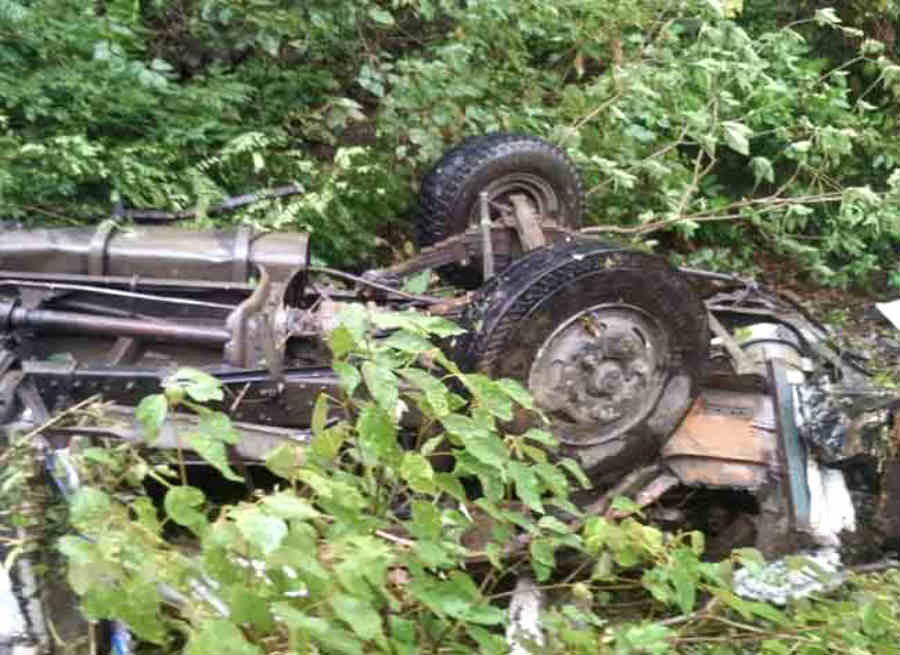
[528,304,669,445]
[467,173,560,226]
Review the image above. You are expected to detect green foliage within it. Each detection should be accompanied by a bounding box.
[2,0,896,282]
[1,309,896,653]
[44,309,590,652]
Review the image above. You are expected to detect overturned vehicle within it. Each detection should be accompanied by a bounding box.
[1,134,898,648]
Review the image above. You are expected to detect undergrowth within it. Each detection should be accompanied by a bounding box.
[0,308,897,654]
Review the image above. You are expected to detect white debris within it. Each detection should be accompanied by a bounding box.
[733,547,844,605]
[506,575,544,655]
[875,299,900,332]
[0,565,39,655]
[807,459,855,547]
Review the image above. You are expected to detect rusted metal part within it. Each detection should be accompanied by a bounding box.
[0,225,309,286]
[508,194,547,251]
[20,362,339,429]
[8,304,230,345]
[479,192,495,279]
[375,223,575,279]
[0,269,256,294]
[225,267,271,368]
[662,390,778,489]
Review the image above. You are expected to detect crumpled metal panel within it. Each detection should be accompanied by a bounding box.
[0,224,308,284]
[662,389,777,489]
[796,382,899,464]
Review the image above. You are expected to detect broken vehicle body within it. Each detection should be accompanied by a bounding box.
[1,133,898,650]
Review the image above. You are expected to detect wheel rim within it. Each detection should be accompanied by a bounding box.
[466,173,561,227]
[527,303,670,446]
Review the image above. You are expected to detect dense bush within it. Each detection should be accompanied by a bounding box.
[2,309,897,654]
[1,0,897,280]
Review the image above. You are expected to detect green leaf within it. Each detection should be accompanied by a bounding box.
[402,269,430,294]
[389,616,416,654]
[523,428,556,446]
[689,530,705,556]
[529,538,556,581]
[614,622,672,655]
[164,486,207,534]
[399,367,450,417]
[410,499,442,540]
[670,565,696,614]
[362,361,399,411]
[69,488,112,531]
[80,447,117,468]
[332,360,361,395]
[136,394,167,442]
[264,443,305,479]
[261,492,320,521]
[329,592,385,642]
[534,461,569,496]
[722,121,751,156]
[336,304,369,344]
[311,424,347,461]
[163,367,223,403]
[186,430,243,482]
[235,509,288,555]
[537,515,572,534]
[356,402,400,465]
[329,326,356,359]
[750,156,774,184]
[224,586,274,633]
[184,619,262,655]
[744,599,789,626]
[368,6,395,25]
[434,473,466,502]
[401,452,436,494]
[497,378,535,410]
[272,601,363,654]
[508,460,543,513]
[610,495,643,517]
[559,458,591,489]
[131,497,160,534]
[465,374,514,420]
[814,7,841,25]
[383,330,434,354]
[311,392,329,436]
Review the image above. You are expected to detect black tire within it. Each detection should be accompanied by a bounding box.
[416,133,584,287]
[461,238,709,481]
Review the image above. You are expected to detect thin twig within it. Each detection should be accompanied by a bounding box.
[661,597,719,626]
[3,393,101,453]
[375,529,415,547]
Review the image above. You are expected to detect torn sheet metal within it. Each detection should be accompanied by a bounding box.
[661,390,777,489]
[796,383,898,464]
